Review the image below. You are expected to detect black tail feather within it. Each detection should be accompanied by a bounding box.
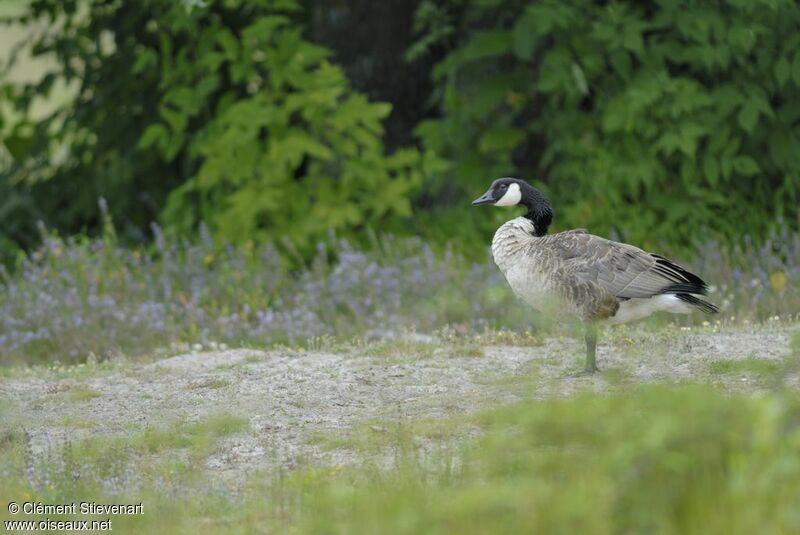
[659,282,709,296]
[675,294,719,314]
[651,255,710,294]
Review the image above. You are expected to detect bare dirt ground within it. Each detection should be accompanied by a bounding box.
[0,323,797,481]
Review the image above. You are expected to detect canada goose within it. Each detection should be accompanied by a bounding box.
[473,178,719,374]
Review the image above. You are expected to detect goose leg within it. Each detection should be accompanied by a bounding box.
[584,324,599,373]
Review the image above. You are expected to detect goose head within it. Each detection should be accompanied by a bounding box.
[472,177,553,236]
[471,177,524,207]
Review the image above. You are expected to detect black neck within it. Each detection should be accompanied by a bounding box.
[520,184,553,237]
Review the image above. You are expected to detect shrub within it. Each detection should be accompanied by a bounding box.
[411,0,800,253]
[0,0,441,257]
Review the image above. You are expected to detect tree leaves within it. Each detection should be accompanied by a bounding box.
[0,0,441,258]
[459,30,512,62]
[2,0,799,259]
[731,155,760,176]
[478,127,524,154]
[737,102,759,133]
[793,54,800,87]
[160,13,436,253]
[414,0,800,253]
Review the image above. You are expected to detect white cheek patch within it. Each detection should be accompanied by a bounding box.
[494,183,521,206]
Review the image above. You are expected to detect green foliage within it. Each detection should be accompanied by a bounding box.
[412,0,800,252]
[709,356,784,376]
[2,0,800,257]
[0,0,439,256]
[159,14,437,248]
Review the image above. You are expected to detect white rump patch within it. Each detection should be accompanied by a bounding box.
[608,294,693,325]
[495,183,522,206]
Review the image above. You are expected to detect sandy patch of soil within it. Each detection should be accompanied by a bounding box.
[1,324,796,479]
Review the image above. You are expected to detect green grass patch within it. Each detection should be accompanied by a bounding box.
[365,340,441,360]
[66,386,101,402]
[476,329,545,347]
[486,373,537,387]
[709,357,783,376]
[243,353,264,364]
[307,416,464,455]
[45,416,98,429]
[706,334,800,382]
[293,385,800,534]
[0,359,128,380]
[131,414,247,457]
[0,429,22,452]
[791,331,800,354]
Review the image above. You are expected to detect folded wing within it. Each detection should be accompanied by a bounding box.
[546,231,710,299]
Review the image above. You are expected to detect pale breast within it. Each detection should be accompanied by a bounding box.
[491,217,560,311]
[502,262,554,310]
[490,217,535,273]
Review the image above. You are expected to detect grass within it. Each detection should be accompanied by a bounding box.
[65,386,101,402]
[0,412,249,501]
[709,337,800,385]
[0,220,540,366]
[792,331,800,353]
[474,328,545,347]
[306,416,466,455]
[186,377,230,390]
[366,339,441,360]
[1,210,798,367]
[129,414,247,458]
[709,357,783,375]
[363,338,484,361]
[45,416,97,429]
[3,385,800,533]
[243,353,264,364]
[0,358,129,380]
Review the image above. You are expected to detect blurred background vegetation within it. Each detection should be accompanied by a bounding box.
[1,0,799,366]
[2,0,798,261]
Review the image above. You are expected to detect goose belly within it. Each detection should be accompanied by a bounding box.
[608,295,693,325]
[501,264,559,311]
